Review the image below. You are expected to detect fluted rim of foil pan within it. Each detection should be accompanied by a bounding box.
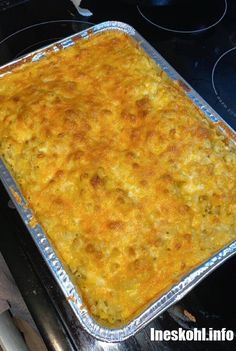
[0,21,235,342]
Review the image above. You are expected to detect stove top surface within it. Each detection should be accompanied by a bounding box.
[137,0,227,33]
[0,1,235,350]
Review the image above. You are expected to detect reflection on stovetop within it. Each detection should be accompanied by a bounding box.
[212,47,236,118]
[137,0,227,33]
[0,0,29,12]
[0,0,236,350]
[0,20,94,61]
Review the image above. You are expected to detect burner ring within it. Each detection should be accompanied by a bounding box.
[212,47,236,118]
[137,0,227,34]
[0,19,95,46]
[15,37,62,58]
[0,20,95,65]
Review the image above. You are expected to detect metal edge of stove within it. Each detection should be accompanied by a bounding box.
[0,21,235,343]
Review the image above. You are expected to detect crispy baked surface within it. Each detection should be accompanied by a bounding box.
[0,31,235,326]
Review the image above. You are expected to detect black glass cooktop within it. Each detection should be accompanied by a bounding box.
[137,0,227,33]
[0,1,235,351]
[212,47,236,118]
[0,0,29,12]
[0,20,94,60]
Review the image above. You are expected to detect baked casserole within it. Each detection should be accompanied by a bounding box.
[0,30,235,326]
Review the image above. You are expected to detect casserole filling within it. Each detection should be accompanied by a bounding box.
[0,31,235,326]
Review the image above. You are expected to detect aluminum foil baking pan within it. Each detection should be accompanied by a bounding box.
[0,21,235,342]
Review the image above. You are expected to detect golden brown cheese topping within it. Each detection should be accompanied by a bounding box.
[0,31,236,326]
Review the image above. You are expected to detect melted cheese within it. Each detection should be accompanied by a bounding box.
[0,31,235,326]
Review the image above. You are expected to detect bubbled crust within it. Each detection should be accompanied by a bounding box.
[0,31,236,326]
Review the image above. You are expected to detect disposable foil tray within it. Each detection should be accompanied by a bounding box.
[0,21,235,342]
